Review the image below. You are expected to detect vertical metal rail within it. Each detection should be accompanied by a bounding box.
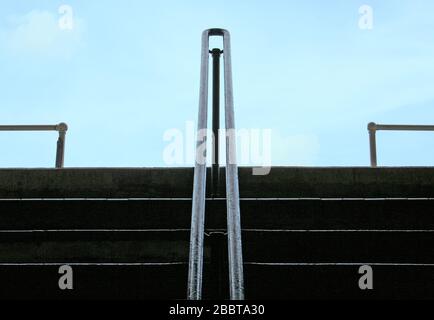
[188,29,244,300]
[368,123,378,168]
[187,31,210,300]
[211,48,222,197]
[55,123,68,168]
[0,123,68,168]
[368,122,434,167]
[221,30,245,300]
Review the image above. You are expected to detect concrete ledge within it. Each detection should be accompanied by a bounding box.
[0,168,194,198]
[0,167,433,198]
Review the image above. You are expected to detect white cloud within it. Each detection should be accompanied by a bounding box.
[0,10,84,58]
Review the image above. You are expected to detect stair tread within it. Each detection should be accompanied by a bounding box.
[1,199,433,230]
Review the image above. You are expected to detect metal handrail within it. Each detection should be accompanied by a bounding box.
[188,29,244,300]
[211,48,222,197]
[0,123,68,168]
[368,122,434,167]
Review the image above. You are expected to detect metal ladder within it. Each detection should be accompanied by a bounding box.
[187,29,244,300]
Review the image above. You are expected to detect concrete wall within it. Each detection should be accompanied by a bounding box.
[1,167,434,198]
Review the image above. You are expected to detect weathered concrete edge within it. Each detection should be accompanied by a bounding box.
[0,167,433,198]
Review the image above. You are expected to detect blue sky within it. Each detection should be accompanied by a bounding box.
[0,0,434,168]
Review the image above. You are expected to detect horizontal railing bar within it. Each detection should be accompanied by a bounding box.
[369,123,434,132]
[0,125,67,132]
[0,123,68,168]
[368,122,434,167]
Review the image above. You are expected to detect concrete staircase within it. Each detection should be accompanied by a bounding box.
[0,167,433,299]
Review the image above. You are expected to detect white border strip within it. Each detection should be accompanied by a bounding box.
[245,262,434,266]
[0,262,187,266]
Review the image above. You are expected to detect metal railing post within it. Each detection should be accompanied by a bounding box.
[187,30,210,300]
[188,29,244,300]
[222,29,245,300]
[368,122,377,168]
[55,123,68,168]
[211,48,222,197]
[367,122,434,167]
[0,123,68,168]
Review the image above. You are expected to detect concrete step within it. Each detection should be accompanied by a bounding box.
[1,164,433,300]
[242,230,434,263]
[244,264,434,299]
[1,199,433,230]
[1,167,434,198]
[0,230,192,263]
[0,233,230,300]
[1,263,432,299]
[0,264,188,300]
[1,229,432,264]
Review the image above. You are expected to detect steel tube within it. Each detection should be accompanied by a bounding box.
[0,125,58,131]
[56,131,66,168]
[375,124,434,131]
[187,30,210,300]
[187,29,244,300]
[368,122,434,167]
[0,123,68,168]
[369,130,377,168]
[211,48,222,197]
[222,29,245,300]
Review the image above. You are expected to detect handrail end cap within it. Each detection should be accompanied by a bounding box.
[57,122,68,132]
[368,122,377,131]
